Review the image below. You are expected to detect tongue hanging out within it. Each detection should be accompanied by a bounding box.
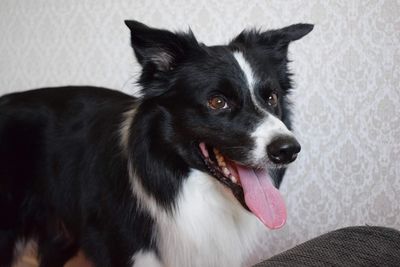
[199,142,287,229]
[235,165,286,229]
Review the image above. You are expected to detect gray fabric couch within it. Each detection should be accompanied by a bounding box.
[254,226,400,266]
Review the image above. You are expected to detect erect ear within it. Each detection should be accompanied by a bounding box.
[231,23,313,56]
[125,20,199,72]
[269,23,314,43]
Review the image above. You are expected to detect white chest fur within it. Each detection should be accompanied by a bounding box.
[153,170,268,267]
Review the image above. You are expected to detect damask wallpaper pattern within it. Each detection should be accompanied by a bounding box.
[0,0,399,260]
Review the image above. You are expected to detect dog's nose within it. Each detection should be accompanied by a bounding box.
[267,136,301,164]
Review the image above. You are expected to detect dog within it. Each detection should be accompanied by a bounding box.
[0,20,312,267]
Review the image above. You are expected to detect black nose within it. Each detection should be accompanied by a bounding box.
[267,136,301,164]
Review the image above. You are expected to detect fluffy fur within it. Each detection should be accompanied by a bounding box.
[0,21,312,267]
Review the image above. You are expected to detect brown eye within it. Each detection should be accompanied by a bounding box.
[267,92,278,107]
[208,96,228,110]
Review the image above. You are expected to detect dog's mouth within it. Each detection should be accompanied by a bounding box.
[199,142,286,229]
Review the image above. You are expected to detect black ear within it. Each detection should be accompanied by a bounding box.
[231,23,313,55]
[125,20,198,72]
[271,23,314,43]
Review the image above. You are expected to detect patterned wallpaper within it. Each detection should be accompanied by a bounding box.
[1,0,399,261]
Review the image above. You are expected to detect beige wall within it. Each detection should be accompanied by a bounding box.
[1,0,399,260]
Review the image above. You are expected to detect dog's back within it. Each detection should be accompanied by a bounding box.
[0,87,155,267]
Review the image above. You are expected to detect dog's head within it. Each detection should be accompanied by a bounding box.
[125,21,312,228]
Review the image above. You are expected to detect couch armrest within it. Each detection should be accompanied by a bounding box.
[254,226,400,266]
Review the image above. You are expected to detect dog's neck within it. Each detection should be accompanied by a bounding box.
[124,104,268,267]
[126,102,191,209]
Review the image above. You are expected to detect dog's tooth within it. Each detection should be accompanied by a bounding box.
[213,148,227,168]
[222,167,230,176]
[219,159,226,167]
[230,175,238,184]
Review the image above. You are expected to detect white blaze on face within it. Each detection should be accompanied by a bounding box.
[232,51,294,164]
[233,51,266,113]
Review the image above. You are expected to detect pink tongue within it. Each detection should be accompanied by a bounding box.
[236,165,287,229]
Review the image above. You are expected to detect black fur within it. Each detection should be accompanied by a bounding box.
[0,21,312,266]
[0,88,156,266]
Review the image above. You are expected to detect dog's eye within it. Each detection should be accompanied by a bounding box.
[208,96,229,110]
[267,92,278,107]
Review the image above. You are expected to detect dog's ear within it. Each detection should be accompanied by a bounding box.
[125,20,199,72]
[231,23,313,57]
[268,23,314,43]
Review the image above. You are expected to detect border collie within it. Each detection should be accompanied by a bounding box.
[0,20,312,267]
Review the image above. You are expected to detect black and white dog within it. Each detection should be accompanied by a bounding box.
[0,20,312,267]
